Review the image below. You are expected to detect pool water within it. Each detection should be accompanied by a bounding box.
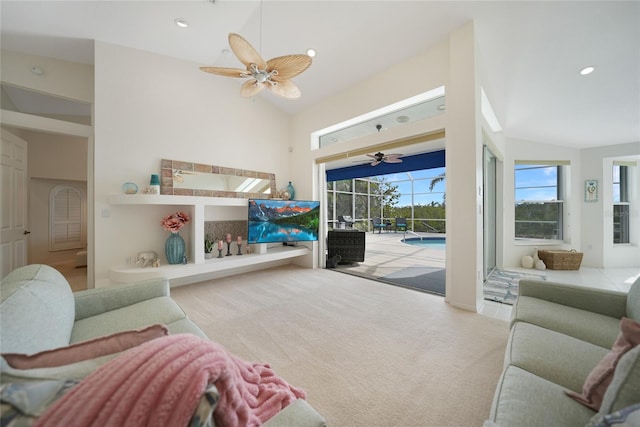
[403,237,446,250]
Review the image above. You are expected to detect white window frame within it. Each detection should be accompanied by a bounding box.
[514,161,569,244]
[613,163,631,244]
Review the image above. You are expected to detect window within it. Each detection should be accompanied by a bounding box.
[514,163,566,241]
[613,164,630,244]
[49,185,85,251]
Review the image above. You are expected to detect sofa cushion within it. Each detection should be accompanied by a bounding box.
[70,297,188,343]
[566,318,640,411]
[599,345,640,415]
[1,353,120,383]
[0,265,75,354]
[626,278,640,323]
[3,324,168,369]
[511,296,621,348]
[489,364,596,427]
[506,322,609,392]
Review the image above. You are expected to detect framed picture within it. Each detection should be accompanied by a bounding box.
[584,179,598,203]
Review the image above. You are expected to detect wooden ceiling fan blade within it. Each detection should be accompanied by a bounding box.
[200,66,248,78]
[267,55,312,80]
[268,80,301,99]
[384,154,404,158]
[229,33,267,70]
[370,161,381,166]
[384,158,403,163]
[240,80,266,97]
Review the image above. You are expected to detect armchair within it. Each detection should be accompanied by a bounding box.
[337,215,355,229]
[395,218,408,232]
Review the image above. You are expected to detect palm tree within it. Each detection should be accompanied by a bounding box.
[429,172,446,191]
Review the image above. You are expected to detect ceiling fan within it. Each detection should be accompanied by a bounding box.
[356,152,404,167]
[200,33,312,99]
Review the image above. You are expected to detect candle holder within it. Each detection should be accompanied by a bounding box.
[217,249,223,258]
[237,244,243,255]
[226,241,232,256]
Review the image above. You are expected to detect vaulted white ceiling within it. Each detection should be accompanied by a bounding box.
[1,1,638,150]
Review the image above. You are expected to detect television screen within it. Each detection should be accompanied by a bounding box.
[248,199,320,243]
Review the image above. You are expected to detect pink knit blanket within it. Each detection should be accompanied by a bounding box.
[35,334,306,427]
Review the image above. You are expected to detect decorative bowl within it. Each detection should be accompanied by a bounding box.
[122,182,139,194]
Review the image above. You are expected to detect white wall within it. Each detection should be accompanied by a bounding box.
[0,50,93,103]
[291,23,487,310]
[93,42,292,281]
[581,142,640,268]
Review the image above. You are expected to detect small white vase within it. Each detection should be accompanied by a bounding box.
[521,255,534,269]
[535,260,546,271]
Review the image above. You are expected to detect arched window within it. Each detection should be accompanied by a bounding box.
[49,185,85,251]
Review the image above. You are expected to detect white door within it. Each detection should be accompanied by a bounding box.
[1,129,29,278]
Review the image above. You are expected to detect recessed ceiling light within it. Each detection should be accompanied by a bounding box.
[396,115,410,123]
[437,104,446,111]
[174,18,188,28]
[579,66,595,76]
[31,66,44,76]
[306,48,317,58]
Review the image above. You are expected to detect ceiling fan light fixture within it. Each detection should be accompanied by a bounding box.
[200,33,312,99]
[174,18,188,28]
[579,65,595,76]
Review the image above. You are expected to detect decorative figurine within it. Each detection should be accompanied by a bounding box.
[236,235,243,255]
[135,251,159,268]
[226,234,232,256]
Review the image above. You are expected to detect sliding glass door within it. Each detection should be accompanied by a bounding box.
[483,145,497,279]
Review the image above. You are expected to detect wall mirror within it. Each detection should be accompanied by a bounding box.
[160,159,275,198]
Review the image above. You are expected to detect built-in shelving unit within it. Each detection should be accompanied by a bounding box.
[107,194,312,286]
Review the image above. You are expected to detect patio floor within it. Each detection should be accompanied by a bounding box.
[332,229,446,280]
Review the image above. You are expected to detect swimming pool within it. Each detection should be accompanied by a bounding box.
[402,237,446,250]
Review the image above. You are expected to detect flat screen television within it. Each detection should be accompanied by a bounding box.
[248,199,320,244]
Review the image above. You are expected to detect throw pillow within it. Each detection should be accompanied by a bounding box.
[566,317,640,411]
[2,324,169,369]
[586,403,640,427]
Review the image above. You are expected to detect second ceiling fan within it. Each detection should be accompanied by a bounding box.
[358,152,404,167]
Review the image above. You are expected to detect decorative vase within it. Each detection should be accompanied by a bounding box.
[165,232,185,264]
[286,181,295,200]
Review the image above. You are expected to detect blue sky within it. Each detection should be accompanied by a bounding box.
[372,167,446,206]
[514,165,558,201]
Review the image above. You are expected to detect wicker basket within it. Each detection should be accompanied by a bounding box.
[538,249,583,270]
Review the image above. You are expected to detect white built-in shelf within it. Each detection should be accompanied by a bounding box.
[108,194,247,207]
[107,194,313,286]
[110,245,309,286]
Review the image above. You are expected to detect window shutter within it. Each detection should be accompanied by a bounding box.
[49,185,85,251]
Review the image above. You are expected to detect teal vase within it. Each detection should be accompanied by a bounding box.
[165,232,185,264]
[287,181,295,200]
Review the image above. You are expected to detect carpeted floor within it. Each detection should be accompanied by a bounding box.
[171,265,509,426]
[484,268,547,305]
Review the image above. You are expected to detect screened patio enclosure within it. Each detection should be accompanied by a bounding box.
[326,150,446,233]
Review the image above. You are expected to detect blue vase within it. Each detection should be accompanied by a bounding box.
[165,232,185,264]
[287,181,295,200]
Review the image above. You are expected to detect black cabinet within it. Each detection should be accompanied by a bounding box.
[327,230,365,263]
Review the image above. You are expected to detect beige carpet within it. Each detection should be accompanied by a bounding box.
[171,265,509,427]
